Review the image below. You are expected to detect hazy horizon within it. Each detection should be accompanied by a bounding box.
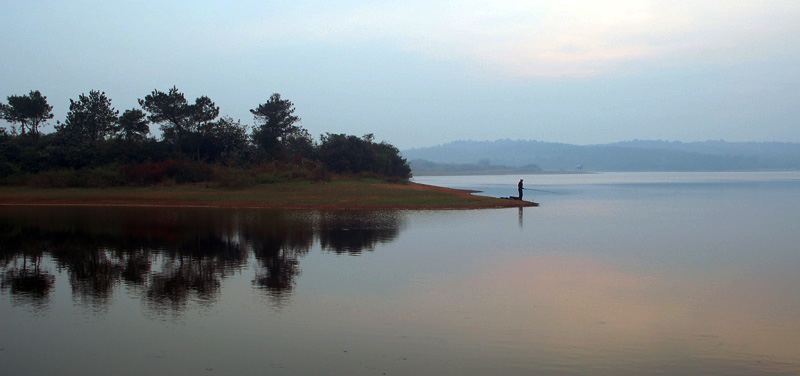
[402,137,800,150]
[2,1,799,150]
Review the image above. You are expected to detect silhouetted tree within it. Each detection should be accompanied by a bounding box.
[284,128,316,160]
[57,90,119,145]
[117,108,150,142]
[139,86,190,151]
[0,86,416,184]
[139,87,220,158]
[193,116,249,163]
[0,128,15,177]
[371,140,412,179]
[0,90,54,139]
[318,133,411,179]
[251,93,308,160]
[188,96,219,131]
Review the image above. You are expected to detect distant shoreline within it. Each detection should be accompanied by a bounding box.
[403,140,800,172]
[0,180,537,210]
[412,170,593,176]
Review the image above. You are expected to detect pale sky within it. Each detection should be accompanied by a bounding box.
[2,0,799,149]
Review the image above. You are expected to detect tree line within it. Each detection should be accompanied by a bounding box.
[0,88,411,186]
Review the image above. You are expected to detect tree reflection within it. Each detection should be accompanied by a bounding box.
[0,207,405,313]
[0,219,56,310]
[147,256,221,311]
[0,254,55,310]
[244,211,313,306]
[317,212,403,255]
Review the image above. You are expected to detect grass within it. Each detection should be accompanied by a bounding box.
[0,179,536,210]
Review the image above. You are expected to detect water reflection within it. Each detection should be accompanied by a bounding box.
[0,254,55,311]
[0,206,405,312]
[318,212,402,255]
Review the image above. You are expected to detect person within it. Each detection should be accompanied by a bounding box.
[518,179,524,200]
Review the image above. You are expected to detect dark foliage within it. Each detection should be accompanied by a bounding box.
[1,89,411,186]
[122,160,212,185]
[118,109,150,142]
[250,93,310,161]
[57,90,119,146]
[318,133,411,179]
[139,87,220,155]
[0,90,54,140]
[138,86,190,148]
[184,116,250,164]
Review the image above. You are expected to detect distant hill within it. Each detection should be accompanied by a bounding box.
[409,159,542,176]
[402,140,800,172]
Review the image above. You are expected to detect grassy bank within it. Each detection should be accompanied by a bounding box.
[0,179,536,210]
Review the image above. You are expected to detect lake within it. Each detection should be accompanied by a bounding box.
[2,171,800,375]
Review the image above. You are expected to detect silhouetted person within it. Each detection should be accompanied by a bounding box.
[518,179,524,200]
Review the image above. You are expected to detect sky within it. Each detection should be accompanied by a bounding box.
[1,0,799,149]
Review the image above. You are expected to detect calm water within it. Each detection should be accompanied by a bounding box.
[2,171,800,375]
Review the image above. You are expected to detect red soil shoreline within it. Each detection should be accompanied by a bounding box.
[0,182,538,210]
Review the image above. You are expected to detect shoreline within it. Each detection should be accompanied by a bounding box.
[0,181,538,210]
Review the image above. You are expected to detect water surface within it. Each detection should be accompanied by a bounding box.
[2,172,800,375]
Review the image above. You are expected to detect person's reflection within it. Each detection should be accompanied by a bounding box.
[519,207,524,229]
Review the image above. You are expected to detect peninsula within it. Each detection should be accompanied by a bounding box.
[0,179,537,210]
[1,88,536,209]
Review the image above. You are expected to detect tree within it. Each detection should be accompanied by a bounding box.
[317,133,411,179]
[139,87,219,154]
[317,133,369,174]
[57,90,119,145]
[284,128,315,160]
[371,140,412,179]
[186,116,249,163]
[0,90,54,139]
[250,93,304,159]
[139,86,189,151]
[188,96,219,131]
[117,109,150,142]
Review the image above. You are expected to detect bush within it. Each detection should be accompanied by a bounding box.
[75,166,124,188]
[122,160,181,185]
[24,166,124,188]
[0,161,18,179]
[210,166,258,189]
[173,163,212,183]
[207,159,330,189]
[122,160,214,185]
[317,133,411,180]
[0,171,28,186]
[28,170,75,188]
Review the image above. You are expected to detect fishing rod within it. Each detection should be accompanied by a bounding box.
[523,188,564,194]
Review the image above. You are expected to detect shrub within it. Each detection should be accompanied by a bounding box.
[173,162,212,183]
[28,170,74,188]
[23,166,124,188]
[75,166,124,188]
[122,160,181,185]
[122,160,214,185]
[317,133,411,180]
[0,161,18,179]
[210,166,258,189]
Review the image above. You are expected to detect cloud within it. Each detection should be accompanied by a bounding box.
[243,0,800,77]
